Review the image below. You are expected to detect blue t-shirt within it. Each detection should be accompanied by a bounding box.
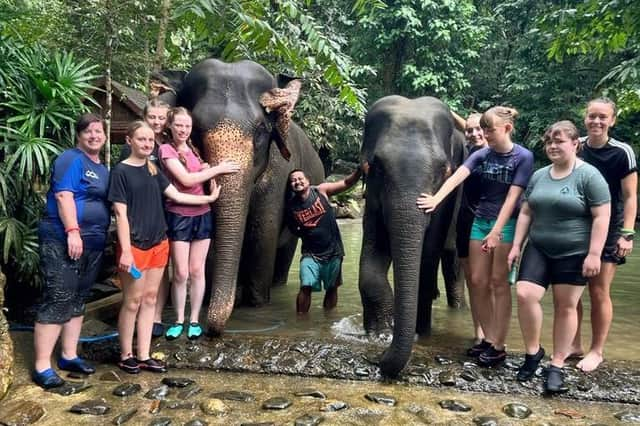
[39,148,110,250]
[462,144,534,220]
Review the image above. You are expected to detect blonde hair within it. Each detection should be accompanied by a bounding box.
[587,97,617,117]
[167,107,204,165]
[126,120,158,176]
[480,106,519,130]
[543,120,581,152]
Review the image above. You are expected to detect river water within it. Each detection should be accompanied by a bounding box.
[5,218,640,425]
[227,218,640,362]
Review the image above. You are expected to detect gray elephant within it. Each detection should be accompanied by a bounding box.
[156,59,324,335]
[358,96,465,377]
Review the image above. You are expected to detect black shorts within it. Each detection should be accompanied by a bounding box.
[518,242,588,289]
[456,208,474,258]
[37,240,103,324]
[602,229,626,265]
[166,211,213,242]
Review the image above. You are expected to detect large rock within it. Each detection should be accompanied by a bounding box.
[0,270,14,401]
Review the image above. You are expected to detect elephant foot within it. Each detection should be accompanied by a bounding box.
[379,348,406,378]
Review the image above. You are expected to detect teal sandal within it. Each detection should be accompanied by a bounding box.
[165,323,184,340]
[187,322,203,340]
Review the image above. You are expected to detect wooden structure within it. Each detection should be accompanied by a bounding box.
[86,78,149,145]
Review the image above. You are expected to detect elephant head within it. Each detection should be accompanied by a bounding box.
[155,59,306,335]
[359,96,465,377]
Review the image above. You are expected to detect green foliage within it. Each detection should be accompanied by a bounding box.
[172,0,370,114]
[351,0,486,106]
[0,34,99,287]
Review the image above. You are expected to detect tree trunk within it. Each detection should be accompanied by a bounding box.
[104,0,114,169]
[154,0,171,72]
[0,270,14,401]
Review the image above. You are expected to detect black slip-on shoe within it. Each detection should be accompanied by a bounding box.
[516,346,545,382]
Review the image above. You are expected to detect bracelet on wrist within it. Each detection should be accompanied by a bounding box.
[620,228,635,236]
[65,226,80,234]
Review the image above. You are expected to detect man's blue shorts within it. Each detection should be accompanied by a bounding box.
[300,256,342,292]
[470,217,516,243]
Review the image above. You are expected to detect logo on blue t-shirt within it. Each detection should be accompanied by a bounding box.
[85,170,99,179]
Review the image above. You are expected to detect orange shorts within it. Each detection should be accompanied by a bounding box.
[117,239,170,271]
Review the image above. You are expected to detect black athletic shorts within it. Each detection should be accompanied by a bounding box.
[518,242,588,288]
[166,211,213,242]
[37,239,103,324]
[602,229,626,265]
[456,208,474,258]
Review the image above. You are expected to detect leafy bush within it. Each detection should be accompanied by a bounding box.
[0,35,98,287]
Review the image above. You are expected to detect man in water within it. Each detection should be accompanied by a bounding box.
[286,167,362,313]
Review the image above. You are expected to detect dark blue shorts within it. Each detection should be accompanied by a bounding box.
[166,211,213,242]
[518,242,588,288]
[37,240,103,324]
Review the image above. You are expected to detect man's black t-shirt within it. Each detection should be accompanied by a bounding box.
[287,187,344,260]
[580,137,637,229]
[108,162,170,249]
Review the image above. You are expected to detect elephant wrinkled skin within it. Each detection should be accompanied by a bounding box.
[157,59,323,336]
[358,96,465,377]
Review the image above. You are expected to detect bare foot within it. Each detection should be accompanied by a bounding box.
[576,351,603,372]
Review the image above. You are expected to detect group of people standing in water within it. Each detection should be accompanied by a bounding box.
[419,98,636,393]
[30,94,636,395]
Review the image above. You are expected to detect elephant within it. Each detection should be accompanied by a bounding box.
[358,95,465,377]
[155,59,324,335]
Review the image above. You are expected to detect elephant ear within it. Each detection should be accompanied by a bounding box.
[259,79,302,161]
[149,70,187,105]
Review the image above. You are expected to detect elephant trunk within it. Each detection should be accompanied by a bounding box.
[379,204,428,377]
[203,120,255,335]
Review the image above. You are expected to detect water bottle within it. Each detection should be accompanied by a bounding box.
[508,264,518,286]
[129,264,142,279]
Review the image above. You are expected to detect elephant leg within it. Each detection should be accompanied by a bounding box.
[359,208,393,335]
[272,230,298,287]
[441,248,467,309]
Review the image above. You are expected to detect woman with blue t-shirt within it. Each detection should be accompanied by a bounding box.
[33,114,110,388]
[417,106,534,367]
[508,121,610,393]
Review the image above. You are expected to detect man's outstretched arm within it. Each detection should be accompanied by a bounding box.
[318,167,362,197]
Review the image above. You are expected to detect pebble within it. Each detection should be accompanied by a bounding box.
[164,400,198,410]
[460,368,481,382]
[151,351,167,361]
[438,399,472,412]
[113,383,142,397]
[262,397,292,409]
[615,411,640,422]
[145,384,170,400]
[435,355,454,365]
[472,416,499,426]
[0,400,45,425]
[354,367,370,376]
[320,400,348,412]
[161,377,195,388]
[200,398,229,416]
[112,407,138,425]
[294,413,324,426]
[504,360,520,370]
[210,390,256,402]
[438,370,456,386]
[184,420,209,426]
[294,389,326,399]
[503,402,532,419]
[241,423,275,426]
[405,403,435,423]
[148,400,162,414]
[69,398,111,415]
[47,381,92,396]
[178,385,203,400]
[148,417,172,426]
[364,392,397,406]
[576,379,594,392]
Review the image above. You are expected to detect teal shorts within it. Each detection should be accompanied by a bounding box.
[470,217,517,243]
[300,256,342,292]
